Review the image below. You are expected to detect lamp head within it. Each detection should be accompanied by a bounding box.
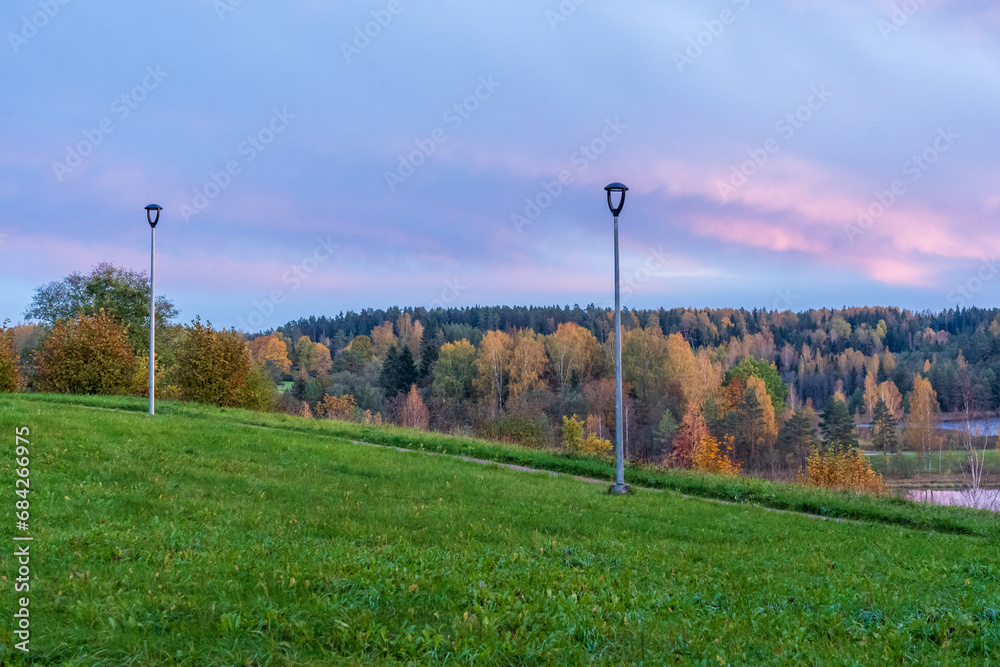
[604,183,628,216]
[145,204,162,228]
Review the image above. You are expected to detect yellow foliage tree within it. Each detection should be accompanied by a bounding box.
[370,321,397,358]
[622,324,668,403]
[545,322,600,395]
[319,393,356,421]
[799,446,886,495]
[475,330,514,416]
[692,434,742,476]
[907,374,940,472]
[562,415,612,457]
[249,334,292,374]
[509,329,547,403]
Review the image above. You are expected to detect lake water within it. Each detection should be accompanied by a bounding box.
[937,418,1000,436]
[906,488,1000,511]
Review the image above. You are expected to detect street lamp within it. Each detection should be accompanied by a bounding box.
[604,183,629,495]
[144,204,162,416]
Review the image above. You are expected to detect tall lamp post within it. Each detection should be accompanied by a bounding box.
[145,204,162,416]
[604,183,629,495]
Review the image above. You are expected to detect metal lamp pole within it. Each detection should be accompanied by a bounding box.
[604,183,629,495]
[145,204,162,416]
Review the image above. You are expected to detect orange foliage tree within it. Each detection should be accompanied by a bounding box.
[400,384,430,430]
[34,312,137,395]
[667,404,709,469]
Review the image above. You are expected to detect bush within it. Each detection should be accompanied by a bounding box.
[34,313,137,395]
[175,319,272,410]
[692,434,742,476]
[562,415,612,457]
[476,414,550,448]
[0,324,21,392]
[799,446,886,495]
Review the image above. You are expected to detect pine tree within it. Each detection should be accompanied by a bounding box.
[819,398,858,452]
[380,345,417,399]
[777,409,818,466]
[871,396,898,457]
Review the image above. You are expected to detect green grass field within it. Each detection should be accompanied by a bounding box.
[2,394,999,665]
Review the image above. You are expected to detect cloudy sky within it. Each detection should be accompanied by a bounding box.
[3,0,1000,330]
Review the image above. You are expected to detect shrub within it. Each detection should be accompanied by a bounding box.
[318,393,357,421]
[34,313,137,395]
[799,446,886,495]
[175,319,272,410]
[475,414,550,448]
[0,323,21,392]
[562,415,612,458]
[692,434,742,476]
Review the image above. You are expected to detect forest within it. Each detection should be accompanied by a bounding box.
[6,264,1000,482]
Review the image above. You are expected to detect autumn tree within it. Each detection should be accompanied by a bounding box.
[432,339,477,403]
[667,404,709,469]
[665,333,720,414]
[621,323,669,403]
[398,384,430,429]
[34,312,137,395]
[249,334,292,378]
[175,319,274,410]
[508,329,547,403]
[396,313,424,358]
[475,330,514,416]
[0,323,22,392]
[864,377,903,422]
[545,322,600,396]
[310,342,333,375]
[370,321,397,358]
[907,374,940,472]
[692,434,741,476]
[318,393,356,420]
[723,356,787,411]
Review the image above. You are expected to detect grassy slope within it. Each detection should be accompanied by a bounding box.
[0,395,996,665]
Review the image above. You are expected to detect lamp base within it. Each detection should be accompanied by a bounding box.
[608,483,630,495]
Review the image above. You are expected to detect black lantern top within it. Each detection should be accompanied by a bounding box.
[604,183,628,216]
[145,204,163,228]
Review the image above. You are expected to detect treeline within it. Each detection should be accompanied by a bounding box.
[8,263,1000,485]
[273,304,1000,415]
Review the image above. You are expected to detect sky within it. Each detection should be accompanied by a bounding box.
[3,0,1000,331]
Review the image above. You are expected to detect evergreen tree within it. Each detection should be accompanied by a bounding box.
[380,345,417,398]
[777,409,818,466]
[819,398,858,452]
[871,396,898,456]
[417,343,438,380]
